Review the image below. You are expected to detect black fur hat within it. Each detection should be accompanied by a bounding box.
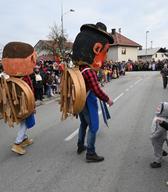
[72,22,113,64]
[80,22,114,44]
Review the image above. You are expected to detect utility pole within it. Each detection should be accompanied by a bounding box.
[61,4,75,57]
[150,40,153,49]
[145,30,149,61]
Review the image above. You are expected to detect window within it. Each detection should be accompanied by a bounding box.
[121,48,126,55]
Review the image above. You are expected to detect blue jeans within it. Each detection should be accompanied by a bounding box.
[78,105,97,154]
[15,120,28,144]
[46,85,52,97]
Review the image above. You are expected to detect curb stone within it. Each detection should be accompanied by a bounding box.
[0,95,60,120]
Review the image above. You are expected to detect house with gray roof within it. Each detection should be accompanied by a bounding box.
[138,47,168,61]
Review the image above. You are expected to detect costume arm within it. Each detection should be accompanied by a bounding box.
[159,121,168,130]
[85,69,109,102]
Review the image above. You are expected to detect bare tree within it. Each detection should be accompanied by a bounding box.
[48,23,67,57]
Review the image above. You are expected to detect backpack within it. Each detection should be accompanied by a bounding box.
[60,66,86,120]
[0,76,35,127]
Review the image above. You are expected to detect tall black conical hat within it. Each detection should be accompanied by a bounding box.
[80,22,114,44]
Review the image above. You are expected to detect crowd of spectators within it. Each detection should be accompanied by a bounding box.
[30,60,63,101]
[124,59,168,71]
[29,58,168,101]
[30,58,126,101]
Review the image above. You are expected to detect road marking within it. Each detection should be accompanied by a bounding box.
[113,93,124,103]
[64,78,143,141]
[64,128,79,141]
[64,93,124,142]
[126,79,142,92]
[134,79,142,85]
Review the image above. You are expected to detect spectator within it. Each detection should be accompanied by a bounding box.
[150,102,168,168]
[31,67,43,101]
[160,64,168,89]
[45,71,54,97]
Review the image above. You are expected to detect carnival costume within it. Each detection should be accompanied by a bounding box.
[0,42,36,155]
[72,22,114,162]
[150,102,168,168]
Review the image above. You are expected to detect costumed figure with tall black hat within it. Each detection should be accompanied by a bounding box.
[72,22,114,162]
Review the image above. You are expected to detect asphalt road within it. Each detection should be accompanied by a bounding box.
[0,71,168,192]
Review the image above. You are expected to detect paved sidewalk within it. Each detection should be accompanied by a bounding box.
[0,94,60,120]
[35,94,60,107]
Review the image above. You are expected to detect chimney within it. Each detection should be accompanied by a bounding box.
[111,28,116,34]
[118,28,121,33]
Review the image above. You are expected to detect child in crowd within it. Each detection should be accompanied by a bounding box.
[150,102,168,168]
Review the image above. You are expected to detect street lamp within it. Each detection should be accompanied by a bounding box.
[61,6,75,56]
[150,40,153,49]
[145,30,149,61]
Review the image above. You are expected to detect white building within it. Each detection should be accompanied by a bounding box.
[108,29,141,62]
[138,47,168,61]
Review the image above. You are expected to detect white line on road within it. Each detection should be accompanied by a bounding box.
[134,79,142,85]
[113,93,124,103]
[64,128,79,141]
[64,92,124,142]
[64,78,143,141]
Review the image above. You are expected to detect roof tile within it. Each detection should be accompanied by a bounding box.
[111,32,141,47]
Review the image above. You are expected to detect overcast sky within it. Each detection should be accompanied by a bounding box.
[0,0,168,49]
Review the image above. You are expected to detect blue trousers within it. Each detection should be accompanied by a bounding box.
[77,91,99,154]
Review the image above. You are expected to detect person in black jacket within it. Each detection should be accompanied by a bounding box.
[160,64,168,89]
[31,67,43,101]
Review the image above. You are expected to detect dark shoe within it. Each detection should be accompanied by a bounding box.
[86,153,104,163]
[162,150,168,156]
[77,146,86,154]
[150,162,161,168]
